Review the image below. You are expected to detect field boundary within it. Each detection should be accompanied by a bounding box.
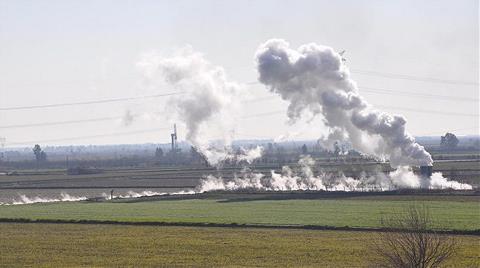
[1,218,478,236]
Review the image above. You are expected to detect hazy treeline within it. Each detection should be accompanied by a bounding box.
[0,136,478,170]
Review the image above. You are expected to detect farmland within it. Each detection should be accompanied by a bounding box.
[0,223,478,268]
[1,193,479,232]
[0,159,479,267]
[1,159,478,188]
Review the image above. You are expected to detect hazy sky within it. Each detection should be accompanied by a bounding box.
[0,0,478,147]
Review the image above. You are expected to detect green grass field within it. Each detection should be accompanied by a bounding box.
[0,223,478,267]
[1,195,479,231]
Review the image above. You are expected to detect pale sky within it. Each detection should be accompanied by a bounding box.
[0,0,478,147]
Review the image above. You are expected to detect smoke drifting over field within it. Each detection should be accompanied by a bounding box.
[138,47,262,165]
[0,166,471,206]
[197,157,472,192]
[255,39,433,167]
[0,190,196,206]
[0,193,87,205]
[115,190,194,199]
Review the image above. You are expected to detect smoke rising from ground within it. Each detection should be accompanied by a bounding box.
[138,47,262,165]
[0,193,87,205]
[197,156,472,192]
[0,163,471,206]
[113,190,194,199]
[255,39,432,167]
[0,190,196,206]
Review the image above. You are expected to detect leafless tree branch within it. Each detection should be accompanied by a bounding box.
[370,204,457,268]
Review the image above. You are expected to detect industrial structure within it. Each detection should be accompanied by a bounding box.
[420,165,433,178]
[170,124,178,152]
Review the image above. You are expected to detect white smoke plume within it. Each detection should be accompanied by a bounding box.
[114,190,164,199]
[197,156,472,192]
[113,190,194,199]
[255,39,432,167]
[234,146,264,164]
[0,190,197,206]
[0,193,87,206]
[138,47,262,165]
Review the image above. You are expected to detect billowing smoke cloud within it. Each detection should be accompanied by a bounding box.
[255,39,432,167]
[138,47,262,165]
[197,157,472,192]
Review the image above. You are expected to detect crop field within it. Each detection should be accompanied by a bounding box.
[1,194,479,231]
[0,223,478,268]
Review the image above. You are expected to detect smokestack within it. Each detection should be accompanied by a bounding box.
[171,123,178,152]
[420,165,433,178]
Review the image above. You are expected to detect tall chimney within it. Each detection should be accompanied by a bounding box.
[420,165,433,178]
[171,124,177,152]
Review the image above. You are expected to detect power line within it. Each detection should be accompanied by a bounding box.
[1,101,477,130]
[361,87,479,102]
[250,81,477,102]
[6,127,170,146]
[8,125,477,147]
[240,110,285,119]
[0,110,285,130]
[0,90,273,112]
[417,127,479,136]
[2,77,475,112]
[249,69,478,86]
[374,105,478,117]
[243,96,277,103]
[0,91,185,111]
[0,105,284,130]
[6,108,477,145]
[0,116,124,129]
[240,105,478,119]
[1,110,287,145]
[351,69,478,86]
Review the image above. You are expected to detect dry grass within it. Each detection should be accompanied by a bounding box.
[0,223,478,267]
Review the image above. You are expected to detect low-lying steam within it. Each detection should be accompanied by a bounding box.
[197,157,472,192]
[113,190,195,199]
[0,193,87,205]
[0,190,196,206]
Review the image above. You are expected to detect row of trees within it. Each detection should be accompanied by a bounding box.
[22,132,462,169]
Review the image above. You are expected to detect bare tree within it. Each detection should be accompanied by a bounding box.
[370,204,457,268]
